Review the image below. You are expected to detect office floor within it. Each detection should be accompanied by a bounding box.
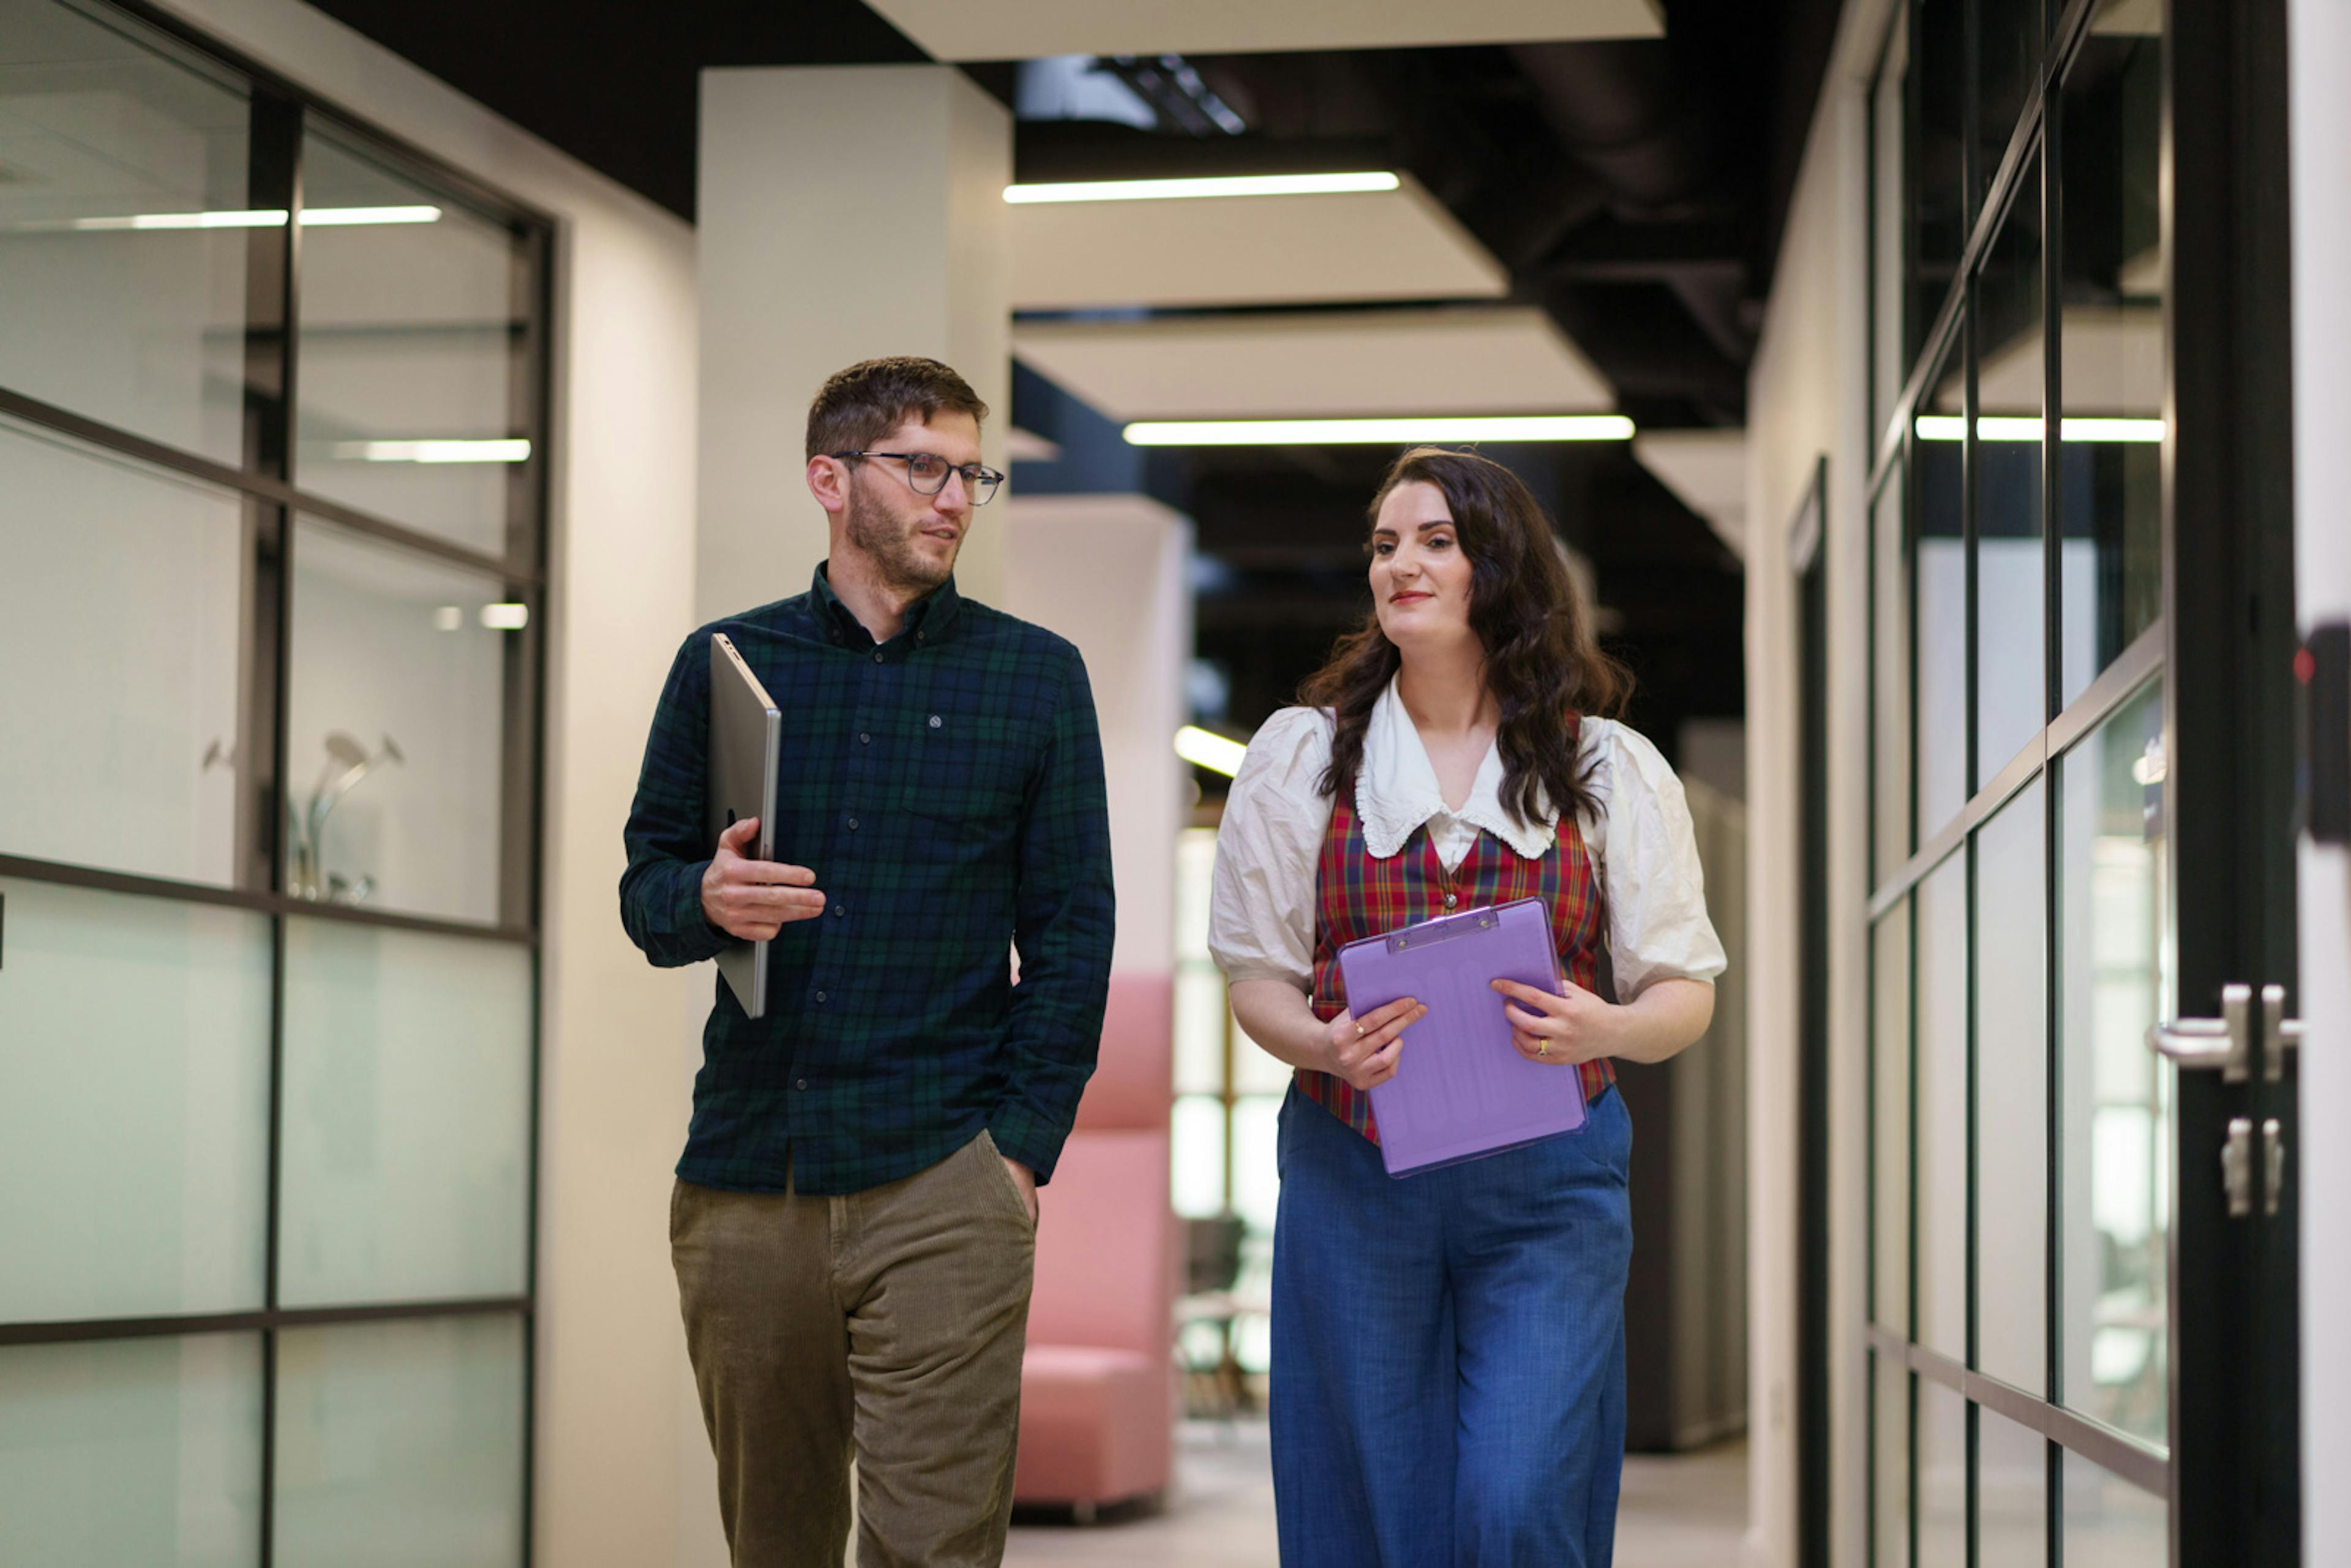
[1003,1422,1749,1566]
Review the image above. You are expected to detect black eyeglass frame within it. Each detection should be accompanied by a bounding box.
[829,449,1006,505]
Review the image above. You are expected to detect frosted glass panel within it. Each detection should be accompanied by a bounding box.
[1976,781,2047,1392]
[1230,1007,1293,1095]
[2060,1449,2166,1567]
[1916,1376,1966,1568]
[1873,902,1911,1331]
[1171,1094,1227,1219]
[0,879,269,1321]
[1174,827,1215,962]
[1172,969,1228,1095]
[1916,854,1968,1361]
[293,129,530,559]
[1977,1409,2048,1568]
[279,920,531,1307]
[0,0,251,464]
[0,1333,261,1567]
[1231,1095,1283,1232]
[1872,1354,1911,1568]
[0,420,248,886]
[288,519,514,923]
[274,1314,524,1568]
[2059,680,2170,1446]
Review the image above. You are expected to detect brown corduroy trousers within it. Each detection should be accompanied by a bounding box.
[671,1131,1037,1567]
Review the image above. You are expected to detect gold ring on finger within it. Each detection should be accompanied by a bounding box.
[1537,1041,1550,1058]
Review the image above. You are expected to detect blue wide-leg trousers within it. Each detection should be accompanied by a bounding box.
[1269,1082,1633,1568]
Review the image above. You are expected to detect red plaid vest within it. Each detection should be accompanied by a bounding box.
[1302,739,1612,1143]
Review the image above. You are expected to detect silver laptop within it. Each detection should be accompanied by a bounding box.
[706,632,781,1019]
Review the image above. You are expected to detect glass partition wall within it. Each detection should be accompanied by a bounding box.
[1867,2,2169,1565]
[0,1,549,1562]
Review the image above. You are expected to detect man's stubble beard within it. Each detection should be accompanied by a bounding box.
[844,479,957,595]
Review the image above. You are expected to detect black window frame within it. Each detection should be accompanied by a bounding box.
[1862,3,2180,1567]
[0,1,554,1562]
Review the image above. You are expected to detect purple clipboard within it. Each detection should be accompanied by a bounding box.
[1335,897,1588,1178]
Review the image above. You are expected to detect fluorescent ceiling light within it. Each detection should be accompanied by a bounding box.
[331,439,532,463]
[1174,725,1248,777]
[29,205,442,231]
[479,603,530,631]
[1914,415,2163,443]
[1006,171,1399,204]
[298,205,444,227]
[1125,415,1635,446]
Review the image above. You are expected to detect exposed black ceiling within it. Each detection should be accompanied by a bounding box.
[299,0,1841,760]
[301,0,1837,432]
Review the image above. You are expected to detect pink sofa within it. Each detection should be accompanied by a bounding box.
[1013,974,1178,1512]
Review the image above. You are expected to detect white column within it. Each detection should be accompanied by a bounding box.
[696,66,1012,625]
[1003,495,1193,981]
[2288,6,2351,1563]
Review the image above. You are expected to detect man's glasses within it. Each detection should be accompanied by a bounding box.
[831,451,1005,506]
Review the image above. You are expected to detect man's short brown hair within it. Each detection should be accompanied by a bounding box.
[805,356,989,462]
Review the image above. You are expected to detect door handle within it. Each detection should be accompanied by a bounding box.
[2148,983,2251,1081]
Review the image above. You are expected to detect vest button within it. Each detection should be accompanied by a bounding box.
[1443,893,1458,909]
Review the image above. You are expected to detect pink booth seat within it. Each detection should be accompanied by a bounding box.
[1013,974,1178,1511]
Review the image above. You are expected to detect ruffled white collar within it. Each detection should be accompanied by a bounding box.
[1355,677,1557,861]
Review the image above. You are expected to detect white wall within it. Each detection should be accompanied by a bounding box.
[1741,2,1897,1563]
[143,3,707,1564]
[1003,493,1193,981]
[696,66,1012,626]
[2288,5,2351,1563]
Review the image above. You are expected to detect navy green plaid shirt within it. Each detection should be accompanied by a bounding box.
[619,563,1114,1196]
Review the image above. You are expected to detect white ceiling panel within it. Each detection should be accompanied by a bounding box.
[1632,429,1746,557]
[1011,174,1507,310]
[1014,307,1613,421]
[866,0,1661,60]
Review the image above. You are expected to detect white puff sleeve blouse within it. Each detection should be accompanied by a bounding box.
[1207,686,1727,1000]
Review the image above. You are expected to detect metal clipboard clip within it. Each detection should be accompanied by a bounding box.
[1388,908,1498,953]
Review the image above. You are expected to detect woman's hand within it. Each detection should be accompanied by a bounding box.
[1491,977,1618,1066]
[1324,997,1428,1091]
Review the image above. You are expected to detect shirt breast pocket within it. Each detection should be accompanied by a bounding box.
[899,743,1028,840]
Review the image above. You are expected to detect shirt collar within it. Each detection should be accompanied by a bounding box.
[811,561,961,652]
[1356,675,1556,861]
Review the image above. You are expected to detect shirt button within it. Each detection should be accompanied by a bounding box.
[847,816,858,830]
[832,904,844,917]
[872,651,885,663]
[859,733,870,745]
[796,1078,809,1092]
[929,715,942,729]
[814,991,827,1004]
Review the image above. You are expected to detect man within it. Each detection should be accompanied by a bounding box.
[619,356,1114,1567]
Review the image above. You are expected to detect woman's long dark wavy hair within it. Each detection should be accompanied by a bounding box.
[1300,446,1632,827]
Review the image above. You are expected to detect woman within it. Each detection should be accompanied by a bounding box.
[1208,447,1725,1567]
